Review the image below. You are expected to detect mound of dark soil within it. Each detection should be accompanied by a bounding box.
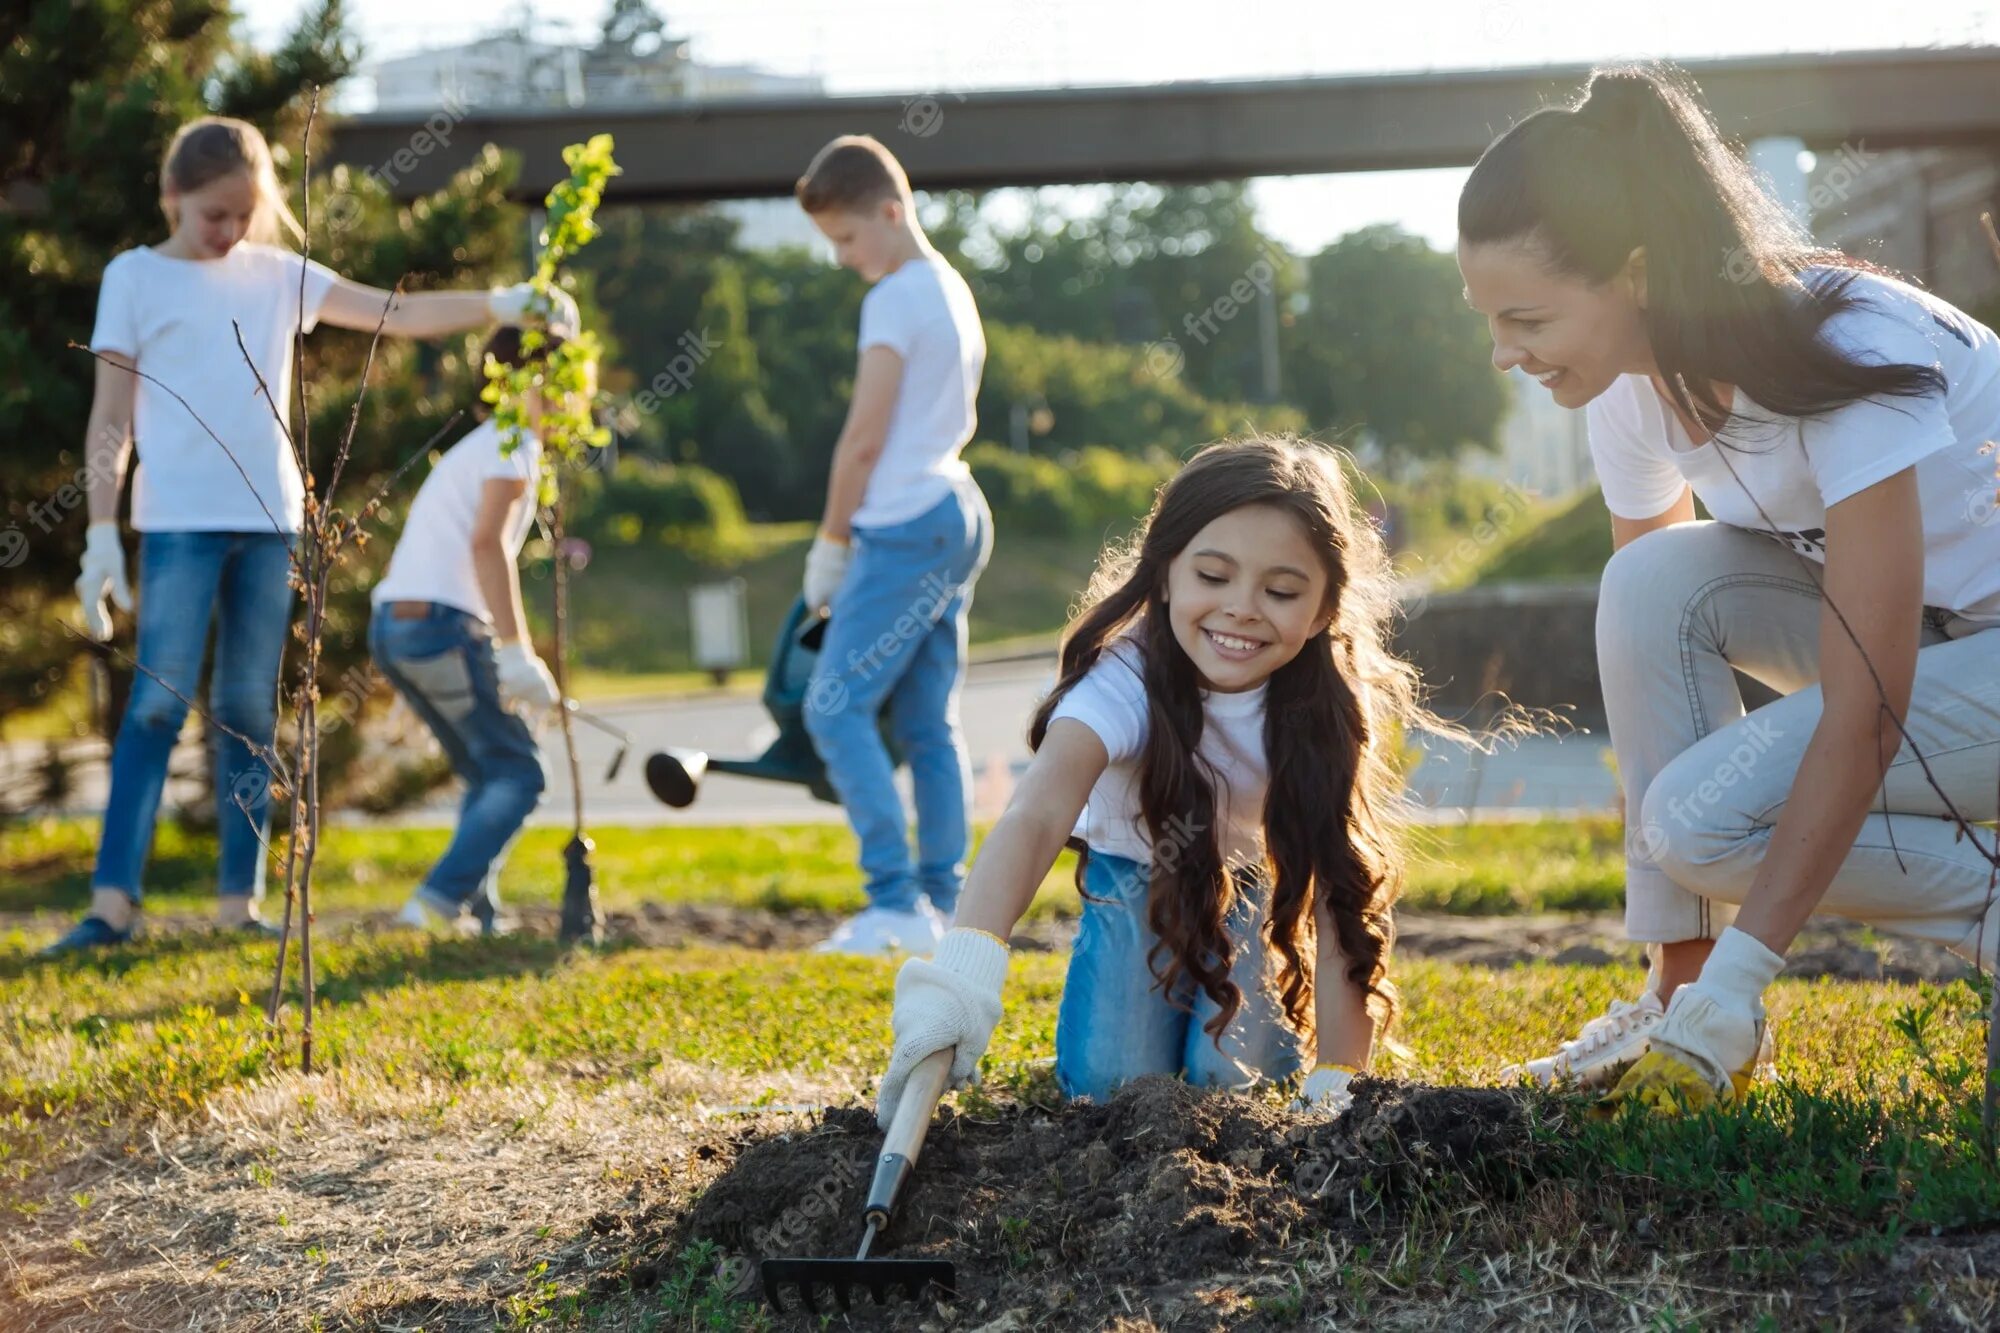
[676,1076,1531,1328]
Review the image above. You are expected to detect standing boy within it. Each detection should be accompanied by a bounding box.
[795,134,993,956]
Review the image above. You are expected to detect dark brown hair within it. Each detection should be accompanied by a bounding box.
[794,134,912,214]
[1458,63,1943,435]
[1029,437,1431,1049]
[473,325,569,420]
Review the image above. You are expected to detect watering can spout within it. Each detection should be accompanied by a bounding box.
[641,597,901,810]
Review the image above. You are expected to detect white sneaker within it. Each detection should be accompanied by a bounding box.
[1506,991,1667,1089]
[813,904,945,957]
[1507,990,1777,1090]
[396,895,453,931]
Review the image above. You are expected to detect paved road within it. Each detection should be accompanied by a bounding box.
[393,655,1619,829]
[13,655,1619,830]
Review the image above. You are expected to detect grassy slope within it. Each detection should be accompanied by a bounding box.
[1470,487,1614,586]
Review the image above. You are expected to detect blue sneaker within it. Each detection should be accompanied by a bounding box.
[39,915,136,957]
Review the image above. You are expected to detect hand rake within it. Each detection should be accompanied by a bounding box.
[760,1047,958,1313]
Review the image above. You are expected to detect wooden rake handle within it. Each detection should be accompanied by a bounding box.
[865,1047,954,1230]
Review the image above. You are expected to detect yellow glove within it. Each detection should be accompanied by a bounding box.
[1598,927,1781,1117]
[1597,1047,1752,1117]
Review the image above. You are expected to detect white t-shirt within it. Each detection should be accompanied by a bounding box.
[1047,637,1270,868]
[852,249,986,528]
[1587,268,2000,623]
[372,420,543,622]
[90,243,338,533]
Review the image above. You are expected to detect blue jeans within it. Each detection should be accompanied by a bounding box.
[804,477,992,916]
[369,604,546,916]
[93,531,296,903]
[1054,849,1310,1102]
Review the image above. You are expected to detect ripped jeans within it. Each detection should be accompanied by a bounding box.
[369,603,546,919]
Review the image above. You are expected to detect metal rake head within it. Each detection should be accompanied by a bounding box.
[759,1257,956,1314]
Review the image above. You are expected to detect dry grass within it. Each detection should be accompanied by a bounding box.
[3,1063,856,1332]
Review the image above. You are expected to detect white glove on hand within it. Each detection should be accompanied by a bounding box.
[493,640,560,715]
[1294,1065,1356,1117]
[75,521,132,640]
[1650,926,1784,1094]
[488,282,581,336]
[802,533,853,615]
[876,928,1009,1130]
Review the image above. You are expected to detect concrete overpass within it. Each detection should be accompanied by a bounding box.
[322,47,2000,205]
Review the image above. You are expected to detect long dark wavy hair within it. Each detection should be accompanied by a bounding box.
[1458,63,1943,435]
[1029,437,1432,1049]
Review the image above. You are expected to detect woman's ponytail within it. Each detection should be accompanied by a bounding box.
[1460,62,1944,431]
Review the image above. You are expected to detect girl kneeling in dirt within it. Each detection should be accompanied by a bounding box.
[875,437,1441,1127]
[1457,65,2000,1108]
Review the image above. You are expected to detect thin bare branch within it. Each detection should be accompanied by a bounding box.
[326,278,408,503]
[295,87,319,482]
[69,343,291,544]
[58,623,292,790]
[334,410,469,557]
[231,319,309,482]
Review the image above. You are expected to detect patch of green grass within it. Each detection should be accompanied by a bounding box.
[0,815,1626,923]
[0,923,1983,1183]
[2,911,1997,1324]
[544,525,1103,679]
[1400,816,1625,915]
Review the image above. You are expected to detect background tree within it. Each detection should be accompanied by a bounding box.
[1281,224,1510,476]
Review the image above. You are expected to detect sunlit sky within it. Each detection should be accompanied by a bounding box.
[240,0,2000,253]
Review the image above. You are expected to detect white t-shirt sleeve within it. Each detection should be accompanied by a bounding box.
[857,278,923,359]
[274,250,340,334]
[1586,380,1688,520]
[1047,643,1148,764]
[479,432,541,483]
[89,254,140,356]
[1797,301,1957,506]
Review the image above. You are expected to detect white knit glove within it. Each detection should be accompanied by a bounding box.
[876,928,1009,1130]
[493,640,560,715]
[488,282,580,336]
[75,521,132,640]
[1294,1066,1356,1117]
[1649,927,1784,1094]
[802,533,853,615]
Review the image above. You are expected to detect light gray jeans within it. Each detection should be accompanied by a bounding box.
[1599,522,2000,964]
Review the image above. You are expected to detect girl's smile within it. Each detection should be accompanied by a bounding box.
[1163,504,1332,692]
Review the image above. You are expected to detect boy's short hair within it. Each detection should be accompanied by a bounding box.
[795,135,912,214]
[482,324,568,371]
[475,324,569,419]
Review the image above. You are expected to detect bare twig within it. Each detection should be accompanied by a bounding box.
[333,410,468,558]
[57,623,292,791]
[1981,209,2000,1154]
[326,278,406,503]
[552,478,584,835]
[295,89,318,482]
[1672,267,2000,1151]
[69,344,290,543]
